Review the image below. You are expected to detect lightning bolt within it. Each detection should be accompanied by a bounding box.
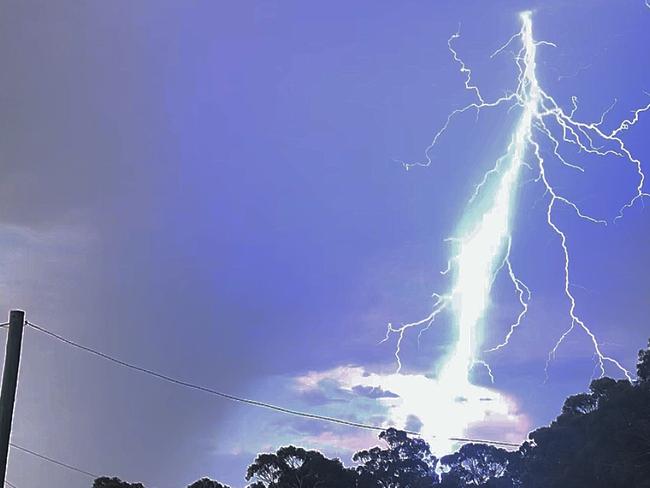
[384,12,648,384]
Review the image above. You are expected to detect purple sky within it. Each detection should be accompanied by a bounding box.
[0,1,649,487]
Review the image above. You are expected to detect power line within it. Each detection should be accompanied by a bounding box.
[25,321,521,448]
[10,442,97,478]
[11,442,160,488]
[5,481,17,488]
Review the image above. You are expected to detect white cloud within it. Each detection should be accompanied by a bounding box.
[294,365,530,454]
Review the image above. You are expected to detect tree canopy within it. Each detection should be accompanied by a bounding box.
[354,428,438,488]
[246,445,356,488]
[187,478,231,488]
[93,478,146,488]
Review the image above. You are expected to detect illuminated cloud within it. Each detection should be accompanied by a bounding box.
[292,365,530,454]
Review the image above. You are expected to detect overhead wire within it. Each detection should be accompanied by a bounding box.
[10,442,97,478]
[24,320,521,448]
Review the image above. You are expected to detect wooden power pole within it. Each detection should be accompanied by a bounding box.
[0,310,25,486]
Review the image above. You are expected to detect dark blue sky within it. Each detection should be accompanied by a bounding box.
[0,1,649,487]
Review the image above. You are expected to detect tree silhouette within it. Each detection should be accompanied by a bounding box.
[93,477,145,488]
[187,478,230,488]
[519,340,650,488]
[439,443,515,487]
[246,445,356,488]
[353,428,438,487]
[638,338,650,382]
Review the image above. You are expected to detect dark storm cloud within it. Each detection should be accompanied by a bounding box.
[299,388,348,406]
[297,379,399,405]
[405,414,423,433]
[352,385,400,399]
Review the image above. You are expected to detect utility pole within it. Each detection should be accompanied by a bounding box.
[0,310,25,486]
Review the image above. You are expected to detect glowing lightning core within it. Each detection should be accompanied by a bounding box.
[384,12,649,385]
